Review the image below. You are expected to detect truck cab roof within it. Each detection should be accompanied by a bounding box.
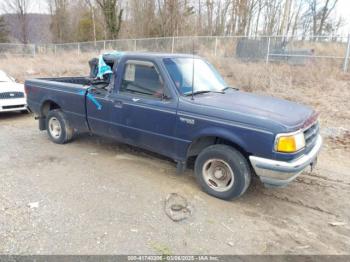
[89,51,200,79]
[119,52,199,59]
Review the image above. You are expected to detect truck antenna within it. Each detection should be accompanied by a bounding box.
[191,39,195,100]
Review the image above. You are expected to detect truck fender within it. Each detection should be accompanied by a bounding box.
[40,96,62,116]
[186,127,249,157]
[38,96,63,130]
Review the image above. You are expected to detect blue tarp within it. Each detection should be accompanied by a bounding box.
[96,51,124,79]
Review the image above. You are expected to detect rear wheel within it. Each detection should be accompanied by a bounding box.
[194,144,251,200]
[46,109,73,144]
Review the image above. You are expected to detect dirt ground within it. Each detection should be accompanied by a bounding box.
[1,112,350,255]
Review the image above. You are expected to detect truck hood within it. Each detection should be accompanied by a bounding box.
[188,89,315,131]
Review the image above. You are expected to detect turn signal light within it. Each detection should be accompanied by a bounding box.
[275,132,305,153]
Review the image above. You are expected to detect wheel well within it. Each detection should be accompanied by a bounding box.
[187,136,250,159]
[41,100,60,117]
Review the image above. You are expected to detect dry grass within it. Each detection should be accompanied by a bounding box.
[292,41,347,57]
[0,53,93,82]
[0,52,349,135]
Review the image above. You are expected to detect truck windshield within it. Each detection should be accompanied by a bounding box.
[163,58,227,96]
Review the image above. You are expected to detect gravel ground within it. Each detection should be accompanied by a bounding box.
[1,112,350,255]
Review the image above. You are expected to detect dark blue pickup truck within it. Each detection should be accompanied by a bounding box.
[25,52,322,200]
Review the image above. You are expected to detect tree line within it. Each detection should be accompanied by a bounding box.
[0,0,345,44]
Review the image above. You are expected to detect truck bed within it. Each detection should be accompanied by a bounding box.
[25,76,91,134]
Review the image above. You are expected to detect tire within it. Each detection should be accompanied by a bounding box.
[194,144,251,200]
[46,109,73,144]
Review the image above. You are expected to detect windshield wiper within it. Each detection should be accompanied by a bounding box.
[184,90,225,96]
[223,86,239,91]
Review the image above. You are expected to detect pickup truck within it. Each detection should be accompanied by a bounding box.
[25,52,322,200]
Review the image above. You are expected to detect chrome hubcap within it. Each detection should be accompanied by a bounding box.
[48,117,62,139]
[202,159,234,192]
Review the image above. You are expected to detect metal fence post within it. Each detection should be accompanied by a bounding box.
[134,39,137,51]
[266,36,271,64]
[214,36,218,56]
[54,44,57,55]
[103,40,106,51]
[343,34,350,72]
[32,44,36,57]
[77,43,81,55]
[171,36,175,53]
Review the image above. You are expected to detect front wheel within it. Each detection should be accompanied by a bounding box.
[46,109,73,144]
[194,144,251,200]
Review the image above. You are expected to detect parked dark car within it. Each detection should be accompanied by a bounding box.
[25,52,322,200]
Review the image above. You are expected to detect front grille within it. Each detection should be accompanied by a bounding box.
[0,92,25,99]
[304,122,319,149]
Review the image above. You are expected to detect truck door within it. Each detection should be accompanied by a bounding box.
[109,59,178,159]
[86,86,114,137]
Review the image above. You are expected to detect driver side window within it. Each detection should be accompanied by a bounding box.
[120,61,165,99]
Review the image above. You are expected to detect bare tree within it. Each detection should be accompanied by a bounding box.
[278,0,292,35]
[0,16,9,42]
[254,0,265,35]
[206,0,214,35]
[5,0,31,43]
[4,0,341,44]
[48,0,71,43]
[128,0,160,37]
[85,0,97,44]
[154,0,195,37]
[96,0,123,39]
[291,1,303,37]
[307,0,338,36]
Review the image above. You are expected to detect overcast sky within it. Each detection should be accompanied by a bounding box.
[335,0,350,34]
[1,0,350,35]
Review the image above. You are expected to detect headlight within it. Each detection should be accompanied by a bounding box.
[275,131,305,153]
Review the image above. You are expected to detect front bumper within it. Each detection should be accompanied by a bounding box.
[0,98,27,112]
[249,135,323,187]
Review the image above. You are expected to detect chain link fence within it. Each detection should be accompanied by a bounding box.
[1,35,349,72]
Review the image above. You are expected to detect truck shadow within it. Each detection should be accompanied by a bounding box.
[73,133,269,199]
[74,133,176,165]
